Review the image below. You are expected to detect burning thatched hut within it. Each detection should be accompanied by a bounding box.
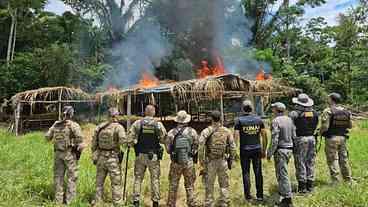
[10,87,95,135]
[99,74,297,130]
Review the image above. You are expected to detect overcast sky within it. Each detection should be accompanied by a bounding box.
[45,0,359,25]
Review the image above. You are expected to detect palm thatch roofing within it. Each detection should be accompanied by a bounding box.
[97,74,298,104]
[11,86,93,105]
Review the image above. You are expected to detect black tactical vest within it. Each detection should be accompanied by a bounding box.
[325,107,351,137]
[238,115,263,148]
[135,120,160,154]
[294,110,319,136]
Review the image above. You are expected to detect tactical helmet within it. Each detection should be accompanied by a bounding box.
[328,93,342,103]
[63,106,74,117]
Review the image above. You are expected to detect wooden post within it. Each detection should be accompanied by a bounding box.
[260,96,265,116]
[58,89,63,121]
[220,95,224,125]
[15,102,20,136]
[127,92,132,129]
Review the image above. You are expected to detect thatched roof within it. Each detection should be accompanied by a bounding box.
[98,74,298,104]
[11,87,92,104]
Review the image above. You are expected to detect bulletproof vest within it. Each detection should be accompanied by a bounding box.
[98,124,118,150]
[238,115,263,147]
[294,110,319,136]
[172,128,193,164]
[206,127,228,159]
[135,120,160,154]
[53,121,72,151]
[326,107,351,137]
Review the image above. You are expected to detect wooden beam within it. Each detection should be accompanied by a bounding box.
[127,92,132,129]
[15,102,20,136]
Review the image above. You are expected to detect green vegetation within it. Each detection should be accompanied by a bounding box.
[1,121,367,207]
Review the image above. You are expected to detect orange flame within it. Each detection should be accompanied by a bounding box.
[139,71,159,88]
[256,66,272,81]
[197,56,226,79]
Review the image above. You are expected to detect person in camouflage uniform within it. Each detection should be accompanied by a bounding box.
[165,110,199,207]
[91,107,127,206]
[199,111,236,207]
[45,106,84,205]
[320,93,353,184]
[267,102,295,207]
[128,105,167,207]
[289,94,319,193]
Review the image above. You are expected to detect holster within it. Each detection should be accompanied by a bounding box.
[72,146,82,161]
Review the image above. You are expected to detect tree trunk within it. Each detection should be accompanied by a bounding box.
[11,9,17,62]
[6,8,15,66]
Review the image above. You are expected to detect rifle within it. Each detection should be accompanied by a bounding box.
[72,146,82,161]
[123,147,130,201]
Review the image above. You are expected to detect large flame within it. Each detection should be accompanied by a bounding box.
[256,66,272,81]
[197,56,226,79]
[139,72,159,88]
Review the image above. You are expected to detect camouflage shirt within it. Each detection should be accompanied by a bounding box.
[46,119,84,147]
[166,125,199,154]
[128,116,167,146]
[199,123,236,163]
[91,121,127,152]
[320,106,353,135]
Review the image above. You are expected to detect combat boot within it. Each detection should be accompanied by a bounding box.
[133,200,139,207]
[298,181,307,194]
[306,180,314,192]
[279,197,293,207]
[153,201,159,207]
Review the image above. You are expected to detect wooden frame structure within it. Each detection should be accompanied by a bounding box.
[99,74,297,130]
[10,87,95,135]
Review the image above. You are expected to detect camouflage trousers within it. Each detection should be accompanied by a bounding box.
[294,136,316,182]
[94,151,123,205]
[54,150,78,204]
[325,136,352,182]
[204,159,230,207]
[274,149,293,198]
[167,161,197,207]
[133,153,161,203]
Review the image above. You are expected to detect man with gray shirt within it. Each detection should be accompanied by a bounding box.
[267,102,296,207]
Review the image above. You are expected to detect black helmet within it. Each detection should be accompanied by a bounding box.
[328,93,342,103]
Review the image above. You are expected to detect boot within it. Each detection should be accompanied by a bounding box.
[298,181,307,194]
[279,198,293,207]
[153,201,159,207]
[133,201,140,207]
[306,180,314,192]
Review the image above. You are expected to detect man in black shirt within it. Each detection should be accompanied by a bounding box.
[234,100,268,202]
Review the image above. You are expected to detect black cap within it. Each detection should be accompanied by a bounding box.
[329,93,342,103]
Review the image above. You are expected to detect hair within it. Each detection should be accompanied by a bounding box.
[329,96,339,104]
[243,105,252,113]
[210,111,221,122]
[145,105,156,117]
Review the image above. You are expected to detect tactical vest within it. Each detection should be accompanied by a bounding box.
[325,107,351,137]
[135,120,160,154]
[53,121,72,151]
[206,127,228,160]
[98,124,118,150]
[171,127,192,164]
[238,115,263,147]
[294,110,319,136]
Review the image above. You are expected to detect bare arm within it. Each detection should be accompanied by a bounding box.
[260,128,268,156]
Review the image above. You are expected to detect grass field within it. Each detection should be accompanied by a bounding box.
[0,120,368,207]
